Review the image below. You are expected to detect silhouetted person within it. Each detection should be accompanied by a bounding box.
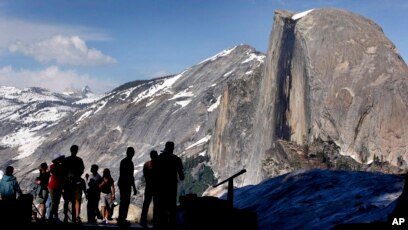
[63,145,85,223]
[140,150,159,228]
[87,164,102,223]
[99,168,115,225]
[0,166,20,201]
[36,163,50,221]
[157,141,184,229]
[48,154,65,222]
[117,147,137,226]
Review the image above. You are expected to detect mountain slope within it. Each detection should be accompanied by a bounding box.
[0,86,98,162]
[4,45,265,197]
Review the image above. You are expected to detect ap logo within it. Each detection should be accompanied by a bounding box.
[392,218,405,225]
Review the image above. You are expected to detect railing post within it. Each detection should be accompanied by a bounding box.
[213,169,246,209]
[227,179,234,208]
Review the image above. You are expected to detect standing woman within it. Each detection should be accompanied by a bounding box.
[99,168,115,224]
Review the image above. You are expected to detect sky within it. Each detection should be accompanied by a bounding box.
[0,0,407,93]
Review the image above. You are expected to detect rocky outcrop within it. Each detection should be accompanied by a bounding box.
[289,9,408,168]
[209,8,408,186]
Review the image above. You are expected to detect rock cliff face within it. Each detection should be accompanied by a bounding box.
[209,8,408,186]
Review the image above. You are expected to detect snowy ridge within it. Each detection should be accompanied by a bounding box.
[0,85,100,160]
[0,86,63,103]
[232,169,404,230]
[199,46,238,64]
[132,71,186,104]
[292,9,314,20]
[73,94,104,104]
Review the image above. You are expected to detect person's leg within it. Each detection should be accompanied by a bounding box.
[168,184,178,228]
[87,196,93,223]
[73,185,82,223]
[45,195,52,220]
[118,186,131,224]
[140,186,153,226]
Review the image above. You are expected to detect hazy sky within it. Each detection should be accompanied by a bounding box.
[0,0,407,93]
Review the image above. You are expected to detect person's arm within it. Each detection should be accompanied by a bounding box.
[99,177,109,189]
[178,158,185,181]
[111,180,116,200]
[132,180,137,195]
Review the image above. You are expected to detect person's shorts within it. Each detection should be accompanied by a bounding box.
[36,189,49,204]
[99,193,113,208]
[73,186,83,201]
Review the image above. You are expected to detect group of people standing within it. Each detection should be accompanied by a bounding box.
[0,141,184,229]
[140,141,185,229]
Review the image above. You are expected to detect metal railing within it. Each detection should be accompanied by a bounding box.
[213,169,246,208]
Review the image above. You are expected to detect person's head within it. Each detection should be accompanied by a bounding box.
[70,145,79,156]
[35,177,41,185]
[5,166,14,176]
[150,150,158,160]
[126,147,135,158]
[102,168,111,178]
[91,164,99,174]
[40,162,48,172]
[164,141,175,153]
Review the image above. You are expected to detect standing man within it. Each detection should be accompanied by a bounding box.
[117,147,137,226]
[87,164,102,223]
[157,141,184,229]
[140,150,159,227]
[63,144,85,223]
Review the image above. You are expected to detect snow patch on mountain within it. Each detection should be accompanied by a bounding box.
[1,126,46,160]
[223,70,234,77]
[21,106,73,124]
[76,110,93,123]
[199,46,237,64]
[208,96,221,112]
[186,135,211,150]
[133,71,186,104]
[169,88,194,100]
[146,100,155,107]
[242,53,265,64]
[175,100,191,108]
[93,100,108,114]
